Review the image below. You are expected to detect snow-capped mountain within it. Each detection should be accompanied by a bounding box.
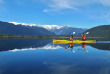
[0,21,54,35]
[9,22,87,35]
[40,25,61,30]
[9,22,38,27]
[9,22,61,29]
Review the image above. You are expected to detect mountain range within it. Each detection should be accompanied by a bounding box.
[46,25,87,35]
[9,22,87,35]
[0,21,54,35]
[0,21,110,41]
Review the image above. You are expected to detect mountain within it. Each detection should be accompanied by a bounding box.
[84,25,110,40]
[0,21,54,35]
[41,25,87,35]
[9,22,87,35]
[40,25,61,30]
[57,26,87,35]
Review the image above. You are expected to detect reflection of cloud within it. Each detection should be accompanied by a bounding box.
[9,44,62,52]
[43,61,110,74]
[43,62,78,74]
[99,67,110,74]
[0,70,4,74]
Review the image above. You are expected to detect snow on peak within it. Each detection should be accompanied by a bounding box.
[9,22,71,30]
[40,25,62,30]
[9,22,37,27]
[63,25,71,28]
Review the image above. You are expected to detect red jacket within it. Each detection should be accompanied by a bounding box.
[82,34,86,40]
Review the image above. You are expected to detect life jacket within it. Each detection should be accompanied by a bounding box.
[82,34,86,40]
[70,35,73,41]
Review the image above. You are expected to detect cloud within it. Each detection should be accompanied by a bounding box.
[100,0,110,6]
[0,0,5,15]
[0,0,4,4]
[40,0,110,12]
[41,0,79,12]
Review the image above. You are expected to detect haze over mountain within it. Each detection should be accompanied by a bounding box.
[10,22,87,35]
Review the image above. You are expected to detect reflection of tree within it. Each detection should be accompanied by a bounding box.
[87,43,110,51]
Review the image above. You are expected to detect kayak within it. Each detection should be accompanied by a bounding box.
[53,40,96,44]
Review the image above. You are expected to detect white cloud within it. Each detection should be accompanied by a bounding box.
[42,0,79,12]
[0,0,4,4]
[0,0,5,15]
[100,0,110,6]
[43,9,48,12]
[40,0,110,12]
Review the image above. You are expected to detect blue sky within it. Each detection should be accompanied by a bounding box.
[0,0,110,28]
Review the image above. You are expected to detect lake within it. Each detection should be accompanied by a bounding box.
[0,39,110,74]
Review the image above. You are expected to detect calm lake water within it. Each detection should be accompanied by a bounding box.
[0,39,110,74]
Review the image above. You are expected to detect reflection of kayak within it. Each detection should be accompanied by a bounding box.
[53,40,96,44]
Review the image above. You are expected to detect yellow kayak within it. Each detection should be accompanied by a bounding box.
[53,40,96,44]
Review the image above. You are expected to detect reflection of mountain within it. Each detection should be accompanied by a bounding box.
[9,44,82,52]
[88,43,110,50]
[0,39,52,51]
[1,39,110,52]
[0,39,82,52]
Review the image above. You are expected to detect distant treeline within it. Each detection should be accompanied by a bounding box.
[0,33,68,39]
[0,33,106,41]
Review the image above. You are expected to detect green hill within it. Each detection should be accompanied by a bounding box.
[85,25,110,40]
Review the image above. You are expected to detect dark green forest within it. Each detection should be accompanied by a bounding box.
[84,25,110,40]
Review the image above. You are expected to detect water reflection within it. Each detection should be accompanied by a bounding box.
[0,39,110,52]
[0,39,110,74]
[0,39,51,51]
[62,43,88,53]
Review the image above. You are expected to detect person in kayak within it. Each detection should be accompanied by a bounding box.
[82,34,86,41]
[70,33,73,41]
[65,32,74,49]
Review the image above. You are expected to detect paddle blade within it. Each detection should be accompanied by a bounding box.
[73,32,75,34]
[86,32,89,34]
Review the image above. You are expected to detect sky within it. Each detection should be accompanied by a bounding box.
[0,0,110,28]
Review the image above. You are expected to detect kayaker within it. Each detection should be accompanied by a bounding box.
[82,34,86,41]
[70,33,73,41]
